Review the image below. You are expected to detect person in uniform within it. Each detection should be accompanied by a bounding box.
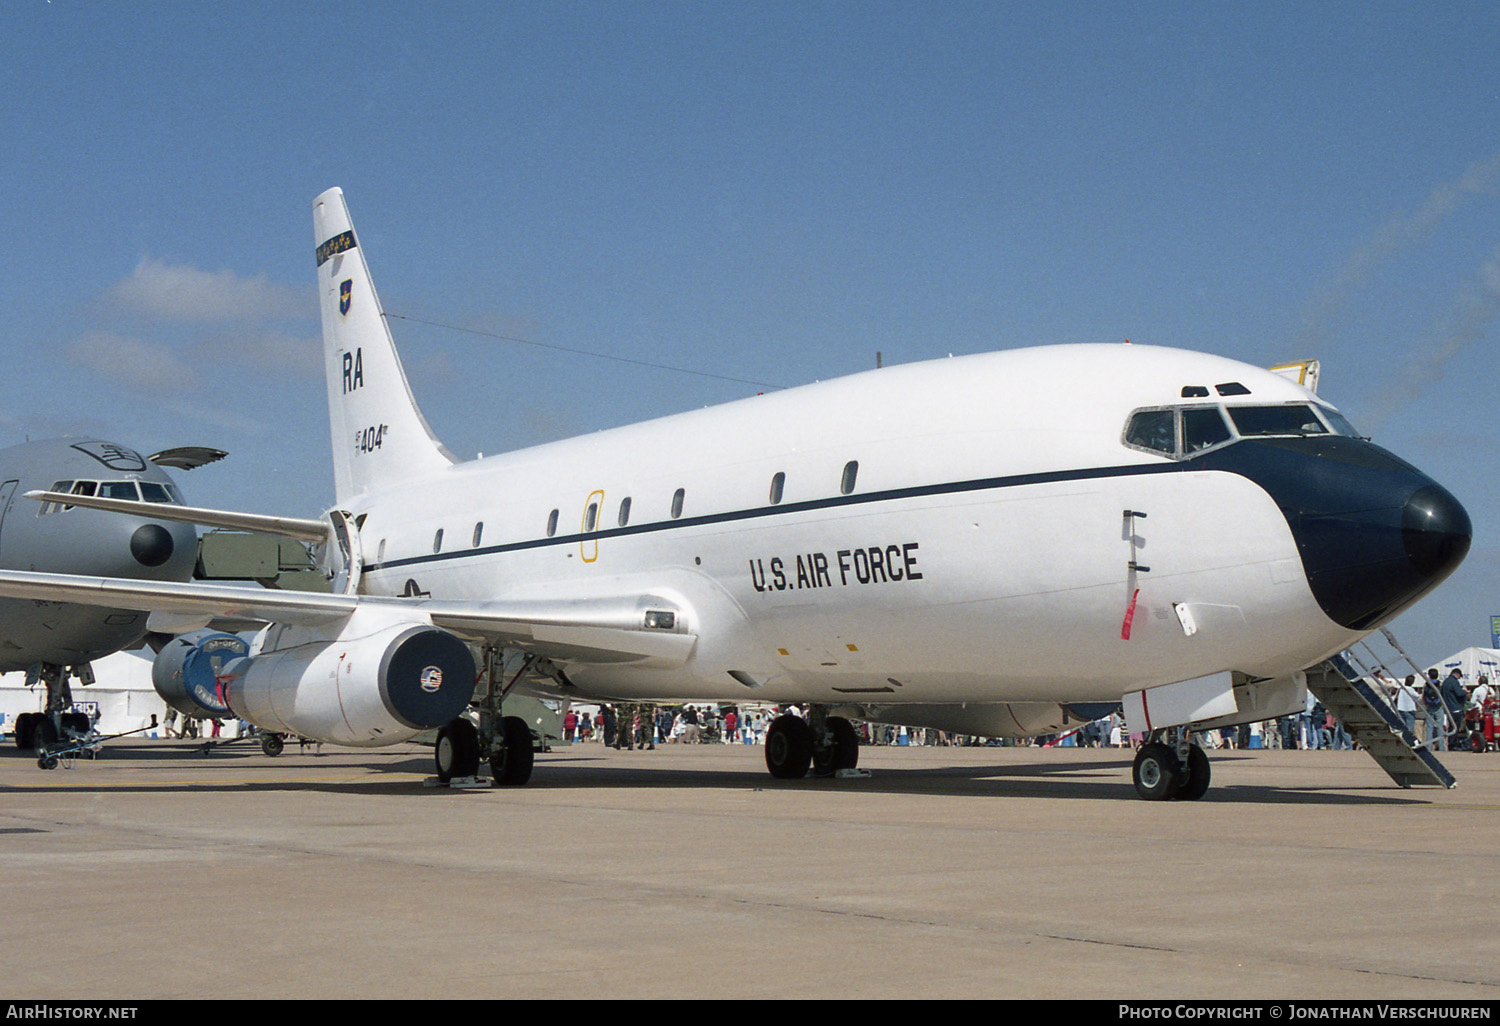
[615,703,636,749]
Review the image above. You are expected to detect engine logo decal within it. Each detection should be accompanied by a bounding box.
[419,666,444,693]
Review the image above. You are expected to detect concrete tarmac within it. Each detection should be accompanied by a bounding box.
[3,737,1499,1001]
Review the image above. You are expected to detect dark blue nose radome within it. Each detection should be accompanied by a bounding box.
[1402,485,1472,581]
[1198,437,1471,632]
[130,524,175,567]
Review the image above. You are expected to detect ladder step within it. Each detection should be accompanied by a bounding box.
[1307,659,1455,789]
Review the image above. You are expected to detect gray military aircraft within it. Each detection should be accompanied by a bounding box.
[0,438,200,749]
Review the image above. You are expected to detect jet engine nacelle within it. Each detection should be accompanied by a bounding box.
[152,630,250,720]
[218,609,476,747]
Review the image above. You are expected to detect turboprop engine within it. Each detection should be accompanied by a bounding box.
[152,630,250,720]
[216,608,477,747]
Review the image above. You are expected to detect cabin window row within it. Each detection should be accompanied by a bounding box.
[418,461,862,555]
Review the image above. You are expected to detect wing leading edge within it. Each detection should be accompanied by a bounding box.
[0,570,696,665]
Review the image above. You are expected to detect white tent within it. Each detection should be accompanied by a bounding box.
[0,648,167,738]
[1429,647,1500,684]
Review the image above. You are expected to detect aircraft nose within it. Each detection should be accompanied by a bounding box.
[1402,484,1472,581]
[1200,437,1471,632]
[1290,457,1470,631]
[130,523,176,567]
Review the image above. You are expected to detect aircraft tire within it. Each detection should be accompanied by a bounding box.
[490,716,534,786]
[765,715,814,779]
[14,712,38,749]
[811,716,860,776]
[1132,742,1181,801]
[435,717,481,782]
[1174,745,1211,801]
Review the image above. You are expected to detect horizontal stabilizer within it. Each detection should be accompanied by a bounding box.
[24,490,328,543]
[0,569,355,626]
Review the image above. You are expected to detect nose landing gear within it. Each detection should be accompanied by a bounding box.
[1132,730,1210,801]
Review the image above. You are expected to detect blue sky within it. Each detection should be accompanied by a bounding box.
[3,1,1497,663]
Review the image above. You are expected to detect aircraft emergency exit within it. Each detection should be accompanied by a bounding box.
[0,188,1470,799]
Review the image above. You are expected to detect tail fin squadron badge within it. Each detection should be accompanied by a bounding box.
[339,279,353,316]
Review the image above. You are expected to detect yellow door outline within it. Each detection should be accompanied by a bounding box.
[580,489,604,563]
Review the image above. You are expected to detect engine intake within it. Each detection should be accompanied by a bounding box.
[152,630,249,719]
[219,611,476,747]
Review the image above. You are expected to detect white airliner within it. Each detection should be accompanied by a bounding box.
[0,188,1470,799]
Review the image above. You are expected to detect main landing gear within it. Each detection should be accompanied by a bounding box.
[1132,729,1210,801]
[433,714,535,786]
[12,663,95,769]
[764,707,860,780]
[432,647,536,787]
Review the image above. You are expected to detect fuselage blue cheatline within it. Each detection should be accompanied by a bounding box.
[0,187,1469,798]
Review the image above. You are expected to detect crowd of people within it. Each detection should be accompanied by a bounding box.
[561,703,789,748]
[557,666,1497,753]
[1367,666,1492,752]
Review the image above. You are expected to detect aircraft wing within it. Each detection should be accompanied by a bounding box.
[0,570,696,664]
[414,596,696,663]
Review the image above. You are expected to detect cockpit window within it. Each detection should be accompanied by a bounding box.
[39,478,177,514]
[1317,407,1363,438]
[1123,410,1176,455]
[1124,402,1362,462]
[1182,407,1232,453]
[99,481,140,500]
[1226,404,1328,438]
[1123,405,1241,460]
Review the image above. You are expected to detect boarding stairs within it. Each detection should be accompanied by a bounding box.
[1305,630,1455,789]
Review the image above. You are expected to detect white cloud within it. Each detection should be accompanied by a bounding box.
[198,330,324,378]
[66,331,202,395]
[106,258,309,322]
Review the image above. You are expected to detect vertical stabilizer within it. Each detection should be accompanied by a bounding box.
[313,188,456,504]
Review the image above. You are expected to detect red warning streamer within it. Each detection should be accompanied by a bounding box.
[1120,589,1140,641]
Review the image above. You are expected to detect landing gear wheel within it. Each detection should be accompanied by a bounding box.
[490,715,535,786]
[435,717,481,783]
[1174,744,1211,801]
[261,733,285,757]
[1132,742,1181,801]
[14,712,38,750]
[811,716,860,776]
[765,715,814,779]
